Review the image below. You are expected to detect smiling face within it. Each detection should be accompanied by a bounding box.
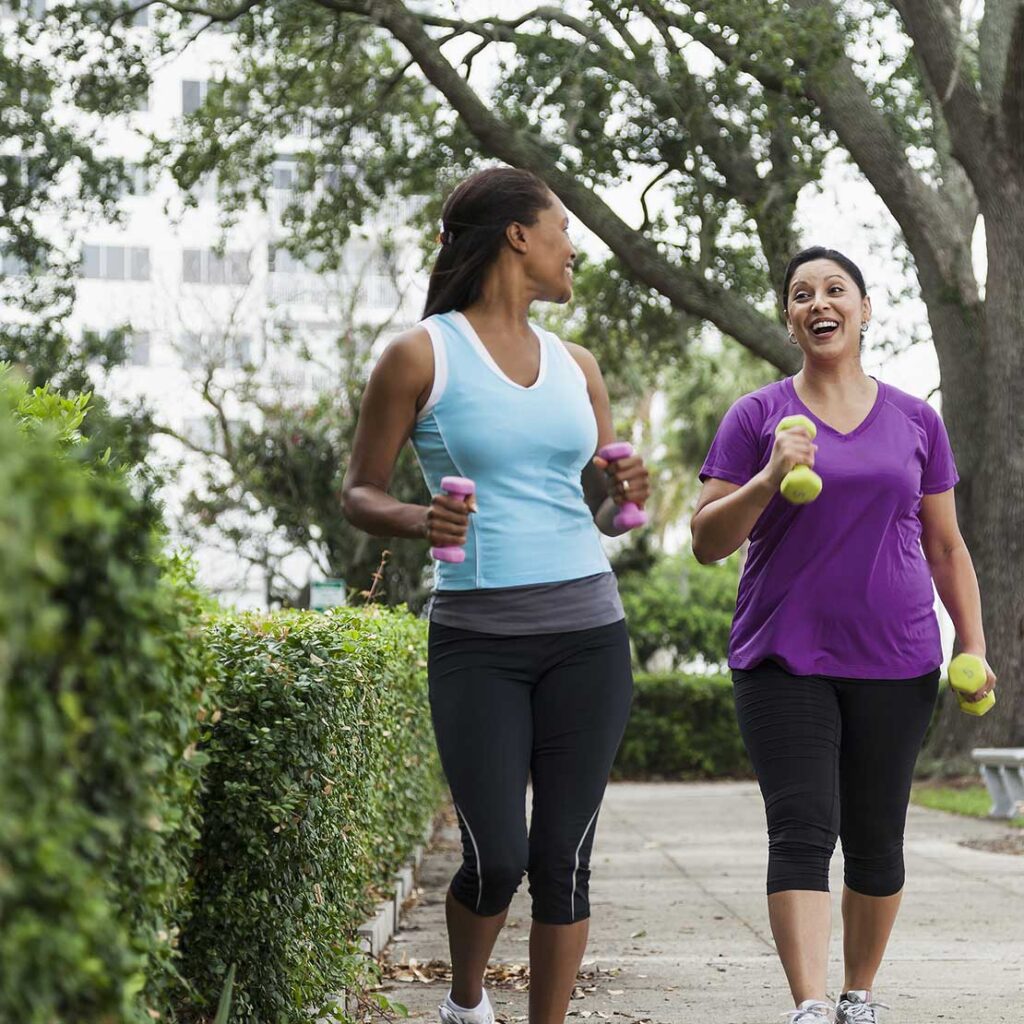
[515,192,577,303]
[785,259,871,358]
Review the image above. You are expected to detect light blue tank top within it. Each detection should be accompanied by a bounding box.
[410,311,612,591]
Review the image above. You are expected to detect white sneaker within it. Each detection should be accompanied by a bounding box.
[783,999,835,1023]
[438,990,495,1024]
[836,990,888,1023]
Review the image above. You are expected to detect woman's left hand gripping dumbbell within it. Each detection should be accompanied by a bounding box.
[426,476,478,563]
[593,442,652,530]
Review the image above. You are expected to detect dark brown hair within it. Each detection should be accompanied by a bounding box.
[423,168,553,317]
[781,246,867,312]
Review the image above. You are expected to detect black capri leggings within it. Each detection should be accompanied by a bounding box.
[428,619,633,925]
[733,660,939,897]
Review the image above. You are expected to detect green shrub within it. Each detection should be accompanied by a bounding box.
[177,606,439,1023]
[0,378,220,1024]
[613,673,751,779]
[616,550,736,671]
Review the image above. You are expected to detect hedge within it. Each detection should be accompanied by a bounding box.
[0,377,219,1024]
[613,673,752,779]
[614,672,954,781]
[175,608,439,1024]
[1,375,440,1024]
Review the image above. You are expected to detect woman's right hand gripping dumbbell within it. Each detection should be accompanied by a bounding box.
[425,478,477,562]
[763,416,819,502]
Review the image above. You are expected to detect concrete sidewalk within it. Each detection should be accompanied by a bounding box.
[381,782,1024,1023]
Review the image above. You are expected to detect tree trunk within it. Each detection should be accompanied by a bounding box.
[927,175,1024,760]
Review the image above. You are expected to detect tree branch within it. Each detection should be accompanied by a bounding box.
[663,1,978,302]
[979,0,1018,109]
[891,0,992,189]
[149,0,262,20]
[1002,2,1024,164]
[350,0,798,371]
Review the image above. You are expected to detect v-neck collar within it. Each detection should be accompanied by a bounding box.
[785,376,885,440]
[451,311,548,391]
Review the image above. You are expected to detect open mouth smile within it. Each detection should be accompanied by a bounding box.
[809,318,839,340]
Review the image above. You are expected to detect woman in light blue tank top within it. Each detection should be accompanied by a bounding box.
[343,168,651,1024]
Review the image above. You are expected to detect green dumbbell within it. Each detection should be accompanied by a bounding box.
[948,652,995,717]
[775,414,822,505]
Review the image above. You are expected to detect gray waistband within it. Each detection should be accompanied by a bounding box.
[428,571,624,635]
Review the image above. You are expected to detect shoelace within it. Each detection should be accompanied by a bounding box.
[782,1001,834,1023]
[837,996,889,1023]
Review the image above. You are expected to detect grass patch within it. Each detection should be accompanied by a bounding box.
[911,784,1024,828]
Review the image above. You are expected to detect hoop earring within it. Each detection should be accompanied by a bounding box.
[860,322,869,335]
[788,333,798,345]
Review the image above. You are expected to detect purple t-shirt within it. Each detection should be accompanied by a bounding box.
[700,377,959,679]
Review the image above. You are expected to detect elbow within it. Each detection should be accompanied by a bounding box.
[923,534,968,568]
[340,487,354,524]
[690,520,713,565]
[340,480,362,528]
[692,543,716,565]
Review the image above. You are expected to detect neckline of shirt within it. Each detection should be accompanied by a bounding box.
[450,310,549,391]
[784,375,886,441]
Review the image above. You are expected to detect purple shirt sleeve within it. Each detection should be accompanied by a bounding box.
[699,396,765,485]
[921,404,960,494]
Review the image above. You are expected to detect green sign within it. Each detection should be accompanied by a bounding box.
[310,578,347,611]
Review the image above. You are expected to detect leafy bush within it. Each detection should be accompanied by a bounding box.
[0,376,220,1024]
[615,547,737,671]
[613,673,751,779]
[177,607,439,1024]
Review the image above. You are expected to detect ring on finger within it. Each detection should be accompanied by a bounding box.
[622,479,630,493]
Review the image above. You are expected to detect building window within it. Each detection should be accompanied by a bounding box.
[180,331,255,370]
[80,244,151,281]
[272,160,297,190]
[124,163,150,196]
[268,244,322,274]
[182,248,250,285]
[1,252,28,276]
[128,330,151,366]
[182,79,211,115]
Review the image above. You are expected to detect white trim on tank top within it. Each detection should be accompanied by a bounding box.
[416,318,450,422]
[450,310,548,391]
[545,327,588,391]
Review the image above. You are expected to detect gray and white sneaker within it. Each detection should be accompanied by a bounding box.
[836,990,888,1023]
[438,990,495,1024]
[783,999,835,1023]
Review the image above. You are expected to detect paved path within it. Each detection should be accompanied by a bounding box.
[381,782,1024,1023]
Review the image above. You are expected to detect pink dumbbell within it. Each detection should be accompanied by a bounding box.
[430,475,476,563]
[598,442,648,531]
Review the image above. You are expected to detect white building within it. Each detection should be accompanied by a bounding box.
[2,3,425,607]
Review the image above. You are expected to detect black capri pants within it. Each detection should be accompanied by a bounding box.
[428,619,633,925]
[733,660,939,897]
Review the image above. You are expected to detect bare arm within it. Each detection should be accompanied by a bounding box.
[690,425,816,563]
[341,329,474,547]
[920,488,996,697]
[566,342,651,537]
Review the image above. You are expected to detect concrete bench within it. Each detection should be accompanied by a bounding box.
[971,748,1024,819]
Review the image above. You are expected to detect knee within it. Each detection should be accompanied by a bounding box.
[766,823,838,894]
[842,841,905,897]
[528,855,590,925]
[451,851,527,917]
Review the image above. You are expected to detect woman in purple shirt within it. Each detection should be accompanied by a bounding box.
[691,247,996,1024]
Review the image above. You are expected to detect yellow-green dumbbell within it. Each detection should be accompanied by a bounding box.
[775,414,822,505]
[948,652,995,716]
